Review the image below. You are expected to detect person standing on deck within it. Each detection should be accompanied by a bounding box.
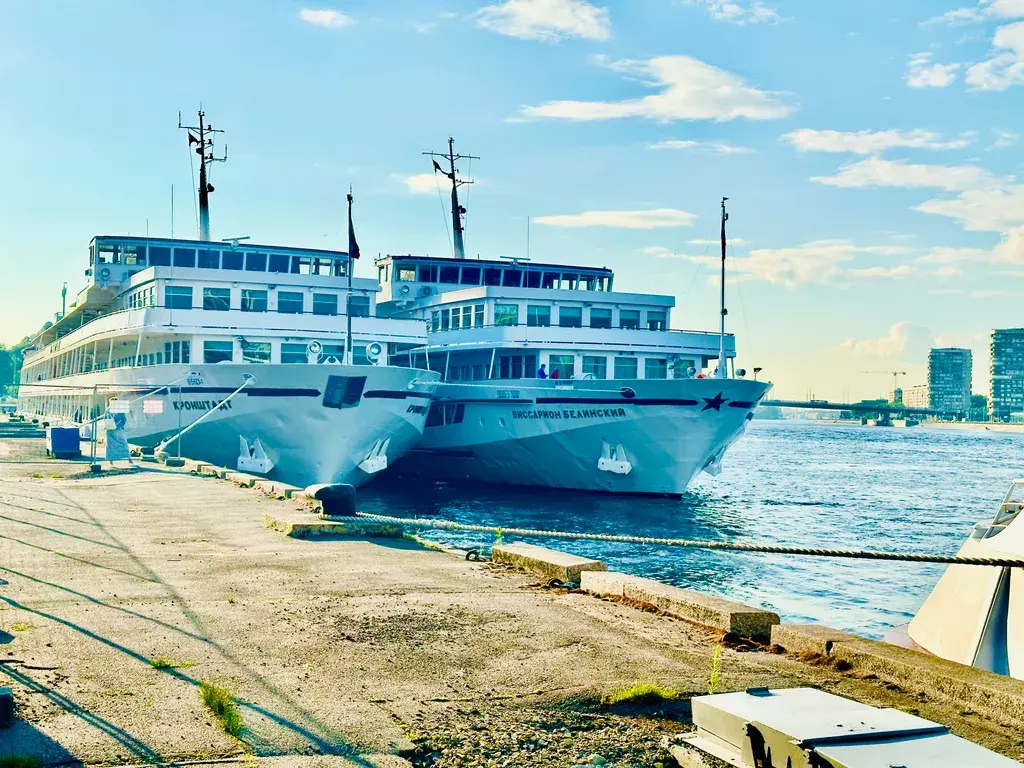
[537,364,547,379]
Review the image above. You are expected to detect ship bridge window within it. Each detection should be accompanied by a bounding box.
[583,356,607,379]
[293,256,312,274]
[241,341,271,363]
[313,293,338,316]
[245,252,267,272]
[558,306,582,328]
[524,270,541,289]
[173,248,196,267]
[549,354,574,380]
[164,341,191,364]
[396,263,416,281]
[484,267,502,286]
[439,265,460,284]
[620,309,640,330]
[241,289,268,312]
[527,305,550,327]
[149,246,171,266]
[281,343,308,364]
[645,358,668,379]
[460,266,481,285]
[647,310,667,331]
[590,308,612,329]
[165,286,193,309]
[580,274,596,291]
[418,265,438,282]
[563,273,579,290]
[542,271,560,289]
[203,340,234,364]
[494,303,519,327]
[198,249,220,269]
[123,245,146,265]
[204,287,231,311]
[278,291,304,314]
[502,269,523,287]
[267,253,289,273]
[222,250,243,270]
[350,295,371,317]
[614,357,637,379]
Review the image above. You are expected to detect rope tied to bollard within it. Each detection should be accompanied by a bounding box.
[354,512,1024,569]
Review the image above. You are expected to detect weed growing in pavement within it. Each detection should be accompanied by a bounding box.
[199,680,244,738]
[709,643,724,694]
[149,656,195,670]
[10,623,34,632]
[601,682,682,707]
[494,527,504,546]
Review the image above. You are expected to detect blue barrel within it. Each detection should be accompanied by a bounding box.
[46,426,82,458]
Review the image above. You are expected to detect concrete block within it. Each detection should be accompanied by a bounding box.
[582,571,779,641]
[772,623,1024,721]
[491,543,606,583]
[225,471,259,488]
[263,513,404,539]
[771,624,859,656]
[0,686,12,728]
[254,480,300,499]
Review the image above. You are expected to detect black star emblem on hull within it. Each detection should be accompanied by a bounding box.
[701,392,729,411]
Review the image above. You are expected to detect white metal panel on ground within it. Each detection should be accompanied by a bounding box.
[1008,567,1024,679]
[816,731,1023,768]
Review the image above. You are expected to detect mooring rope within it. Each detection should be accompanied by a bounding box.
[354,512,1024,568]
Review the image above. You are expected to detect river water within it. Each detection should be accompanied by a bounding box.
[360,421,1024,639]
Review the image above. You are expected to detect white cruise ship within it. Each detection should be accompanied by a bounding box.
[373,140,770,496]
[17,112,438,488]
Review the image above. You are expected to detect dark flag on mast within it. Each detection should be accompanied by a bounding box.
[346,191,360,260]
[432,159,454,180]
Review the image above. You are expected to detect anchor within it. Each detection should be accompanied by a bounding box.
[237,436,274,474]
[358,437,390,474]
[597,440,632,475]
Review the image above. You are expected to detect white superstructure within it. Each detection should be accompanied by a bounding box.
[16,110,438,487]
[372,139,769,495]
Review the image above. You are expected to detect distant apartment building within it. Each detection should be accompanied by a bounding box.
[991,330,1024,420]
[928,347,972,416]
[903,384,930,409]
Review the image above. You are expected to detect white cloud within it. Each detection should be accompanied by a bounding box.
[688,237,750,245]
[966,20,1024,90]
[299,8,356,28]
[473,0,611,42]
[412,21,437,33]
[837,322,931,358]
[926,0,1024,25]
[679,240,910,287]
[905,52,961,87]
[682,0,779,24]
[521,55,793,122]
[535,209,695,229]
[914,183,1024,231]
[782,128,971,154]
[846,265,913,279]
[992,129,1019,147]
[810,157,996,191]
[401,173,444,194]
[648,139,754,154]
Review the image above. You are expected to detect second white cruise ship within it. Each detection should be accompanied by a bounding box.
[374,139,770,495]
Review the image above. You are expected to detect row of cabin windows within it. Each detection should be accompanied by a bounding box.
[430,303,485,332]
[94,242,348,277]
[425,403,466,428]
[202,341,365,366]
[445,355,672,381]
[491,304,666,331]
[384,262,612,292]
[162,286,370,316]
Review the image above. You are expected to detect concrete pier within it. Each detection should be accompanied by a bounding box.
[1,424,1023,766]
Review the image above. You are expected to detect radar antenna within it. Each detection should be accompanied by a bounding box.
[179,108,227,241]
[424,137,479,259]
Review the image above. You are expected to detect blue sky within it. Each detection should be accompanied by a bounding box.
[1,0,1022,400]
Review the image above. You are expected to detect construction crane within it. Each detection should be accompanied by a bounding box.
[863,370,908,401]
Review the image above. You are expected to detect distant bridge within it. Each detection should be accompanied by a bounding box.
[761,399,962,420]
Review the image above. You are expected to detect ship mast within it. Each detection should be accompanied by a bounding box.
[179,109,227,242]
[718,197,729,380]
[424,138,479,259]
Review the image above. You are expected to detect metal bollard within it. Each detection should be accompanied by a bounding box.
[306,483,357,518]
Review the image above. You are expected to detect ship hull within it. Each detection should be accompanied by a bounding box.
[397,377,770,495]
[19,363,438,489]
